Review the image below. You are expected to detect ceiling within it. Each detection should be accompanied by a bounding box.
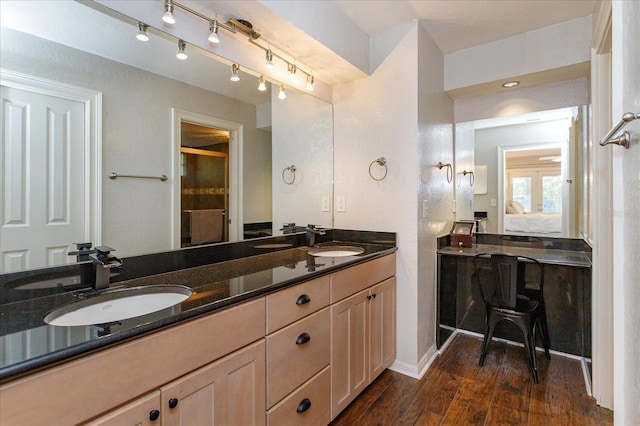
[186,0,596,86]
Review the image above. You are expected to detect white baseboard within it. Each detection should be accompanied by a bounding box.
[388,344,439,379]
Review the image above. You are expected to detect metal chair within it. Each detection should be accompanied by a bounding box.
[473,253,550,383]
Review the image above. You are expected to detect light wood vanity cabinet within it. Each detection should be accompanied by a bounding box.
[265,275,331,425]
[0,252,396,426]
[330,257,397,420]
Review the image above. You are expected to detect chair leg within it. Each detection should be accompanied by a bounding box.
[539,307,551,360]
[480,308,496,367]
[525,331,539,383]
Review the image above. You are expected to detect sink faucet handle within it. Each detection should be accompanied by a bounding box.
[95,246,115,254]
[91,246,123,268]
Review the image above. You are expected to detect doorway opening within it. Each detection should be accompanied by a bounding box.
[180,122,229,247]
[171,109,243,249]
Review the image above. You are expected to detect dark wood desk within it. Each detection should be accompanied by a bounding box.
[436,235,591,358]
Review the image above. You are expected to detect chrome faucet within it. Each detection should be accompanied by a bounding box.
[89,246,123,290]
[305,225,326,247]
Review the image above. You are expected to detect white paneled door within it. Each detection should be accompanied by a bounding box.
[1,86,86,272]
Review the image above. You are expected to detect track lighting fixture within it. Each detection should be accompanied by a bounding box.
[162,0,175,24]
[306,75,314,91]
[265,49,274,69]
[136,22,149,41]
[176,40,187,60]
[288,63,297,81]
[258,75,267,91]
[230,64,240,81]
[278,85,286,100]
[208,20,220,44]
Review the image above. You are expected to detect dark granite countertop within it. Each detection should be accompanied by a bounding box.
[0,230,396,383]
[436,234,591,268]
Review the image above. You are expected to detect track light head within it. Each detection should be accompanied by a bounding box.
[278,84,286,100]
[265,49,274,69]
[136,22,149,41]
[176,39,187,60]
[162,0,175,24]
[288,63,297,81]
[258,75,267,92]
[230,64,240,81]
[208,20,220,44]
[306,75,314,91]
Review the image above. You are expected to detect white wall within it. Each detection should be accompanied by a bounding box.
[271,89,333,230]
[455,77,590,123]
[473,119,571,232]
[445,16,592,91]
[1,28,271,257]
[334,21,454,376]
[334,22,419,368]
[611,0,640,422]
[416,25,455,370]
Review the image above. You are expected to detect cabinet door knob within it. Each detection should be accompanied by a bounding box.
[168,398,179,409]
[296,332,311,345]
[149,410,160,421]
[296,398,312,413]
[296,294,311,305]
[367,295,372,300]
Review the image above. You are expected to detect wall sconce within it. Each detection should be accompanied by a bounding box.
[437,162,453,183]
[457,170,474,187]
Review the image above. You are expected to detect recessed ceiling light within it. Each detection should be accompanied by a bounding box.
[502,81,520,88]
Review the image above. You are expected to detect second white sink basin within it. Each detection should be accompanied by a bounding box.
[308,246,365,257]
[44,285,193,327]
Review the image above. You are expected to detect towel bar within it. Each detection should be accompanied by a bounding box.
[599,112,640,149]
[109,172,168,181]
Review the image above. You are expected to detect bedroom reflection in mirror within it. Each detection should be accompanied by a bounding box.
[504,147,563,236]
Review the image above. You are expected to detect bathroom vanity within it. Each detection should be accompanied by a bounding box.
[0,230,397,425]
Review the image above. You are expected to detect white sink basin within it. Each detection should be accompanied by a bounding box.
[307,246,365,257]
[44,285,193,326]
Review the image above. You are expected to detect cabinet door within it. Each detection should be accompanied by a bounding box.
[369,277,396,381]
[84,391,161,426]
[160,340,265,426]
[331,289,369,419]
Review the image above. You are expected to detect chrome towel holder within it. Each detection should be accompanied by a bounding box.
[599,112,640,149]
[109,172,168,182]
[282,165,297,184]
[369,157,388,181]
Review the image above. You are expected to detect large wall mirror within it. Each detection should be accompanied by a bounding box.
[0,0,333,273]
[455,106,590,239]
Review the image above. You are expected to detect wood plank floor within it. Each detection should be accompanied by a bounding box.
[331,333,613,425]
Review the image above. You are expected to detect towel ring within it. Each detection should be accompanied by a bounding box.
[282,165,297,185]
[369,157,388,181]
[437,162,453,183]
[457,170,474,187]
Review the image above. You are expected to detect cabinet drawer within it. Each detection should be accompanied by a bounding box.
[330,253,396,303]
[266,275,330,334]
[266,307,330,408]
[267,366,331,426]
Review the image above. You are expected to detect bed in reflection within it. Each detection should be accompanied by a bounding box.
[504,212,562,235]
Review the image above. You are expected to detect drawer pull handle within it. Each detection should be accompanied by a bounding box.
[149,410,160,421]
[296,332,311,345]
[296,398,312,413]
[296,294,311,305]
[168,398,179,409]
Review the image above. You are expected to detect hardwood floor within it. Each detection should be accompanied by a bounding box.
[331,333,613,425]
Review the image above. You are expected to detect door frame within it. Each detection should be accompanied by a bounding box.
[171,109,243,248]
[0,68,102,255]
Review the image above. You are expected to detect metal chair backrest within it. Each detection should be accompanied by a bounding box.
[474,253,544,310]
[491,254,519,309]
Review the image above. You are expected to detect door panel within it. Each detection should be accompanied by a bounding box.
[1,86,86,272]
